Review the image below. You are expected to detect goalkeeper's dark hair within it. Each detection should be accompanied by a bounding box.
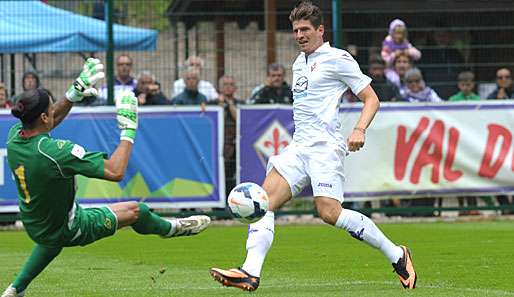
[289,1,323,29]
[11,88,51,129]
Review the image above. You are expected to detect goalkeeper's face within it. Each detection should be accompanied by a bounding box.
[292,19,324,55]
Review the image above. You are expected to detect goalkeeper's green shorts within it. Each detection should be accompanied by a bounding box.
[65,206,117,247]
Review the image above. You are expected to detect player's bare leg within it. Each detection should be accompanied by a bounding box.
[110,201,210,237]
[314,197,417,289]
[210,168,291,291]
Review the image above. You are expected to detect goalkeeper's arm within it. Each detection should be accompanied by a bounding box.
[103,91,138,181]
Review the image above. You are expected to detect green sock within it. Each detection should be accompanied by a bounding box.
[12,244,62,293]
[132,203,172,236]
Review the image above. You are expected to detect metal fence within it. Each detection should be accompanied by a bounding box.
[1,0,513,101]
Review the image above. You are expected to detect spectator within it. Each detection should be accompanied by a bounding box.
[381,19,421,68]
[249,63,293,104]
[172,56,218,101]
[385,52,412,90]
[11,71,41,104]
[0,83,13,108]
[400,68,442,102]
[487,68,513,99]
[134,71,169,105]
[449,71,481,101]
[368,56,398,101]
[421,28,465,99]
[208,75,244,196]
[448,71,481,215]
[97,54,137,105]
[172,67,208,105]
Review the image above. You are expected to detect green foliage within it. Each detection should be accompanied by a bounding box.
[1,222,514,296]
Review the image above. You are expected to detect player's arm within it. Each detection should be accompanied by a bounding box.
[53,58,105,128]
[103,91,138,181]
[347,85,380,152]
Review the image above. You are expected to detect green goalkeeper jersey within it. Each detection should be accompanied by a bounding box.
[6,123,107,246]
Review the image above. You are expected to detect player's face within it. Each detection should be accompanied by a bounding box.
[293,20,324,55]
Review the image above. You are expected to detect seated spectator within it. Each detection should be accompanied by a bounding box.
[172,56,218,101]
[97,54,137,105]
[368,56,398,101]
[487,68,513,99]
[172,67,207,105]
[384,52,412,90]
[0,83,12,109]
[400,68,442,102]
[134,71,169,105]
[208,75,244,196]
[11,71,40,104]
[449,71,481,101]
[421,28,465,99]
[249,63,293,104]
[381,19,421,68]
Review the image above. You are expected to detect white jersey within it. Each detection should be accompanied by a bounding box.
[291,42,371,147]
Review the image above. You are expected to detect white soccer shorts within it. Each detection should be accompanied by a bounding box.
[266,141,346,203]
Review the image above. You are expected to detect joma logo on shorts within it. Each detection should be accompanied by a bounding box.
[317,182,332,188]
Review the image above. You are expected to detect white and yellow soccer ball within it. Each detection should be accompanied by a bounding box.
[228,182,269,224]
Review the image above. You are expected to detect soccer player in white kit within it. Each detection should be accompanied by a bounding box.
[210,0,417,291]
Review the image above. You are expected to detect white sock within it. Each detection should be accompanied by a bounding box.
[335,209,403,263]
[241,211,275,277]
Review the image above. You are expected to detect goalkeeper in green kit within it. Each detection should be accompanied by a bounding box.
[1,59,211,297]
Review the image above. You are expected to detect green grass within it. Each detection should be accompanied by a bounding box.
[1,221,514,296]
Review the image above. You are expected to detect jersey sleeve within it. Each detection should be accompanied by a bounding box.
[38,137,107,179]
[6,123,22,144]
[334,53,372,96]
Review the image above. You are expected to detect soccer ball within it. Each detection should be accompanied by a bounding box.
[228,182,269,224]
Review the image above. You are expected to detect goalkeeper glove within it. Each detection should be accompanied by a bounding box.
[116,90,138,143]
[66,58,105,102]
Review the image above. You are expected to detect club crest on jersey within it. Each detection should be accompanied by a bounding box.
[253,120,292,168]
[104,218,112,230]
[56,140,66,149]
[310,62,318,72]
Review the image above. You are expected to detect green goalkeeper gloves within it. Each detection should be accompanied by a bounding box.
[66,58,105,102]
[116,90,138,144]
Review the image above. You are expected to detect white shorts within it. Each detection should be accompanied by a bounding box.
[266,141,347,203]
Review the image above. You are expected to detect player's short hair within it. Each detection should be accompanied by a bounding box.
[289,1,323,29]
[457,71,475,82]
[267,63,286,75]
[11,88,51,128]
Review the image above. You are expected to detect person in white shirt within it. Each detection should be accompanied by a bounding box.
[210,0,417,291]
[172,56,218,101]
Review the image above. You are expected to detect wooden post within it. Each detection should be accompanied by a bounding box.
[265,0,277,65]
[215,17,225,83]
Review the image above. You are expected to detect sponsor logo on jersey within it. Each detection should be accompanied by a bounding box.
[253,120,292,168]
[293,76,308,93]
[56,140,66,149]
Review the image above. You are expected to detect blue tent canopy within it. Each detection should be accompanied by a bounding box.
[0,1,157,53]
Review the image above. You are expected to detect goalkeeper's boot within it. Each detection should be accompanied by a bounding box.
[210,267,260,291]
[392,245,417,289]
[164,215,211,237]
[1,285,25,297]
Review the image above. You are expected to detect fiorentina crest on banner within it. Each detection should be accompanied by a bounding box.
[253,120,292,168]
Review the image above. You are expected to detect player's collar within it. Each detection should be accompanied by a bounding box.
[300,42,331,57]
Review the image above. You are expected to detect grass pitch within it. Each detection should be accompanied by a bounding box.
[1,221,514,297]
